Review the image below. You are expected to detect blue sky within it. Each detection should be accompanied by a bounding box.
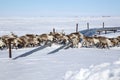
[0,0,120,17]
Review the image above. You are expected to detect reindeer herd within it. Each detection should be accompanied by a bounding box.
[0,31,120,50]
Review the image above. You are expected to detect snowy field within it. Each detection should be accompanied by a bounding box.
[0,16,120,80]
[0,16,120,36]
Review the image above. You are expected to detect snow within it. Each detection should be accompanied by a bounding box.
[0,16,120,36]
[64,59,120,80]
[0,16,120,80]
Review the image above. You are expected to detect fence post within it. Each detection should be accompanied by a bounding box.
[76,23,78,32]
[103,22,105,28]
[87,22,89,30]
[98,31,101,35]
[8,38,12,58]
[53,28,55,33]
[105,30,107,34]
[114,30,116,33]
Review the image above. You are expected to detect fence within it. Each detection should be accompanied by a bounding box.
[76,22,120,35]
[7,22,120,59]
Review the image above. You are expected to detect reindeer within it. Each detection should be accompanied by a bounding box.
[66,32,81,48]
[11,37,26,49]
[38,33,54,46]
[0,37,6,50]
[116,36,120,46]
[95,36,113,49]
[18,34,39,47]
[57,35,69,44]
[79,34,112,48]
[49,32,65,44]
[109,38,119,47]
[92,36,100,48]
[77,33,95,48]
[81,36,95,48]
[1,32,18,49]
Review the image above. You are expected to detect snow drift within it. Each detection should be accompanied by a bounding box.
[64,59,120,80]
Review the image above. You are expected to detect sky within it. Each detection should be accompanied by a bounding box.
[0,0,120,17]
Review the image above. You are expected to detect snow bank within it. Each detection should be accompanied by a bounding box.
[64,59,120,80]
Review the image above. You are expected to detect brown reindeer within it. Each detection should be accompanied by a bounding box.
[96,36,113,49]
[0,37,6,50]
[1,32,18,49]
[81,36,95,48]
[116,36,120,46]
[109,38,119,47]
[18,34,40,47]
[50,32,65,44]
[67,32,81,48]
[38,33,54,46]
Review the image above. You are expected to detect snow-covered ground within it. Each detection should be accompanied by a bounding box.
[0,16,120,36]
[0,16,120,80]
[64,58,120,80]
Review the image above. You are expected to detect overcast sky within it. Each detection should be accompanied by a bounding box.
[0,0,120,17]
